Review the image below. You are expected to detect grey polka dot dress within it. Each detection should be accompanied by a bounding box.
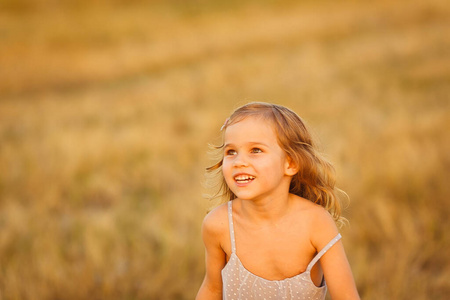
[222,201,342,300]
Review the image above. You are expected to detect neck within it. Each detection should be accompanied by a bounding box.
[238,192,293,225]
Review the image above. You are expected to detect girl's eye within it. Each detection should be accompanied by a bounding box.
[225,149,237,156]
[251,148,262,153]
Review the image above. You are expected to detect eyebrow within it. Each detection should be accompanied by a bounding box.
[223,142,270,148]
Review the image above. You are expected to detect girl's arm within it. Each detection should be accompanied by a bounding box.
[196,210,227,300]
[311,208,360,300]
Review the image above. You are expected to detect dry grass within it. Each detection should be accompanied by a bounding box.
[0,0,449,299]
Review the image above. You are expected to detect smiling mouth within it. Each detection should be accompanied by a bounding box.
[234,175,255,183]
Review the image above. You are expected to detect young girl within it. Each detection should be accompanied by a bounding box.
[196,102,360,300]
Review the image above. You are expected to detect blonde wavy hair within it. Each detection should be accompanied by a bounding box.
[207,102,347,226]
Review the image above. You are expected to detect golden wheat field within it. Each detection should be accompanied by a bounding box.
[0,0,449,299]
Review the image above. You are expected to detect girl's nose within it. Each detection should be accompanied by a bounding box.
[233,154,249,167]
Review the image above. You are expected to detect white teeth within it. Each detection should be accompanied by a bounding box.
[234,175,255,181]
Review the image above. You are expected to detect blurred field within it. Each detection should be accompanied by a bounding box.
[0,0,449,299]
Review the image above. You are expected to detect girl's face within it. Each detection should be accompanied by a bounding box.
[222,116,296,202]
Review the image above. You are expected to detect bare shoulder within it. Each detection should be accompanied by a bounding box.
[291,195,339,249]
[201,202,229,245]
[291,195,333,221]
[310,203,337,230]
[310,205,339,250]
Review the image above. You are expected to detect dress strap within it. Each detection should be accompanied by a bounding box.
[227,201,236,253]
[306,233,342,272]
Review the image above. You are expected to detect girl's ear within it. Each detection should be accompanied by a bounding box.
[285,156,299,176]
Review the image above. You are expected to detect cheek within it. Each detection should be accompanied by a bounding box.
[222,159,232,176]
[270,159,288,175]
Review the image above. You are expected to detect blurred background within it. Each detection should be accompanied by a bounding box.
[0,0,449,299]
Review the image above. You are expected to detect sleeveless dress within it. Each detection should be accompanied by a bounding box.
[222,201,342,300]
